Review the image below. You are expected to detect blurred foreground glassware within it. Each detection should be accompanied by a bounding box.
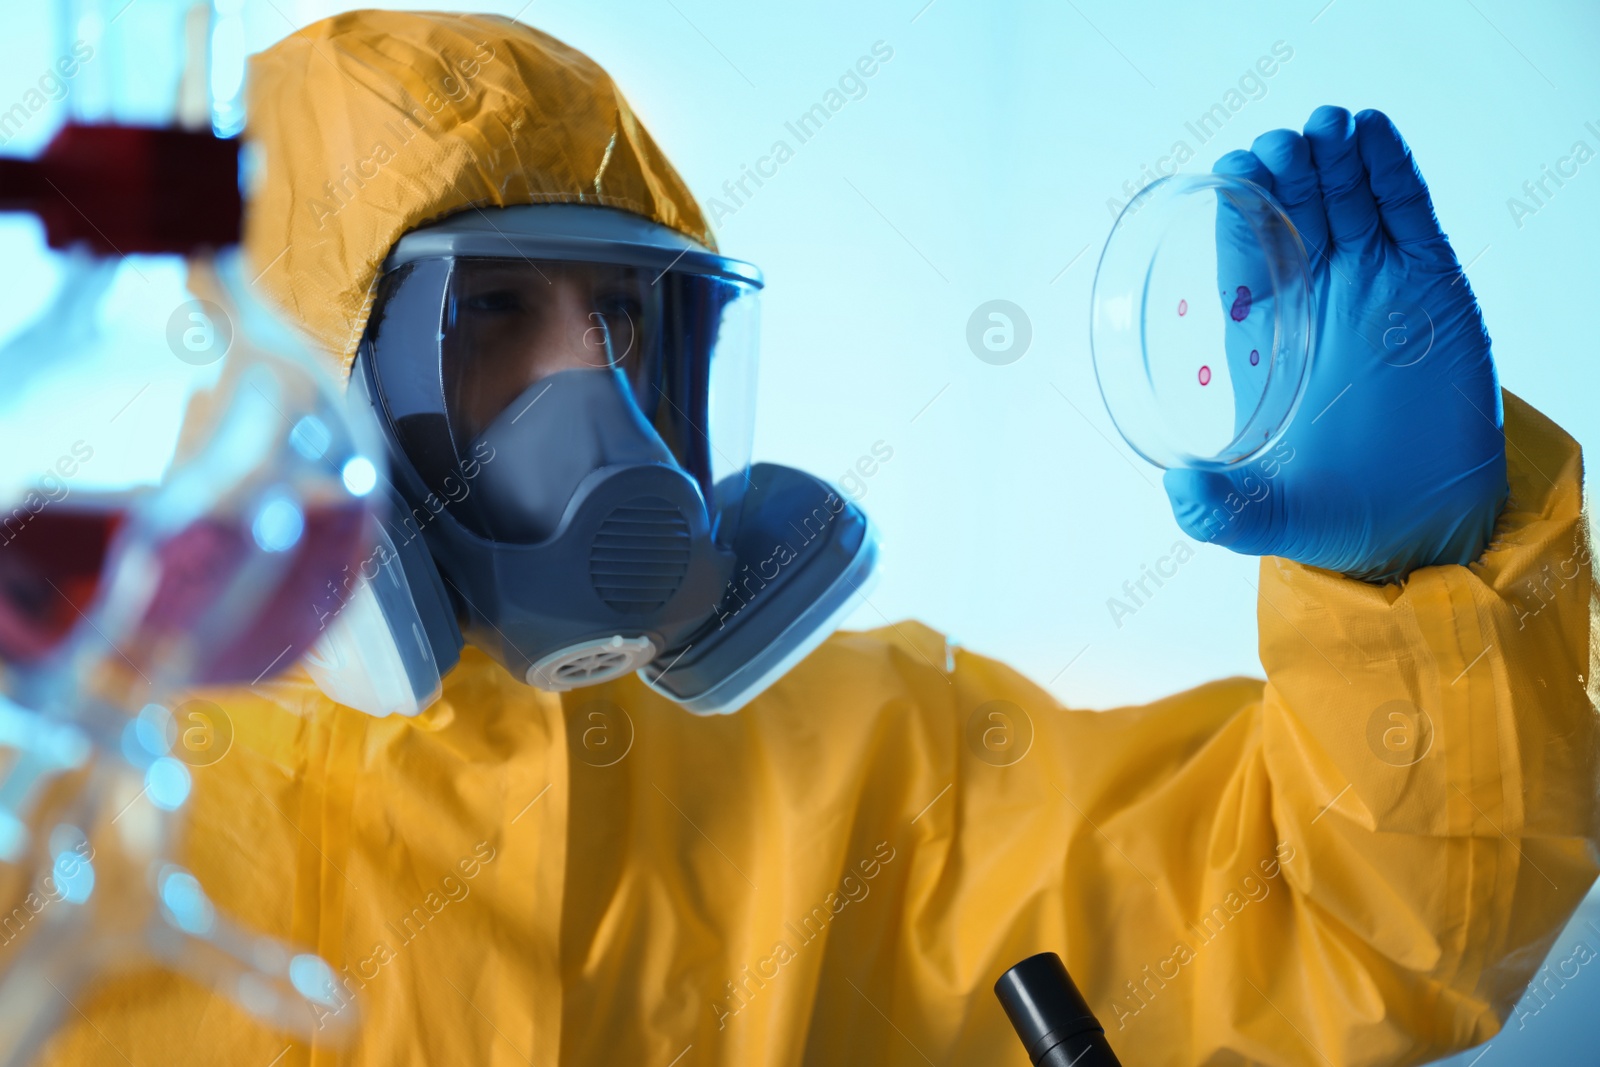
[0,2,381,1058]
[0,247,380,1062]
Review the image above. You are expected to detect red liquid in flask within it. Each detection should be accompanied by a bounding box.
[204,500,370,685]
[137,502,370,686]
[0,495,369,686]
[0,503,126,666]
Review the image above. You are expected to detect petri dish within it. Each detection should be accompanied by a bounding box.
[1090,174,1313,471]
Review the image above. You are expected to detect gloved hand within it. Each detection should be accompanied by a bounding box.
[1163,106,1507,583]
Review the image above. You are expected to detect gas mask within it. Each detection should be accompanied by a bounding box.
[305,205,876,716]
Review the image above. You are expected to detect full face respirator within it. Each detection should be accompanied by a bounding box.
[303,205,877,717]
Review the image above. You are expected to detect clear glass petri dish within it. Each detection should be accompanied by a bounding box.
[1090,174,1313,471]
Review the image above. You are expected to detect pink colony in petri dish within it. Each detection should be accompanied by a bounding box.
[1230,285,1252,323]
[1177,299,1188,316]
[1198,365,1212,386]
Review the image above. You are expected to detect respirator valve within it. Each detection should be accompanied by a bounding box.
[527,634,657,691]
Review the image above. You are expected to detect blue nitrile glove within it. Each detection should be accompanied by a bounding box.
[1163,106,1507,584]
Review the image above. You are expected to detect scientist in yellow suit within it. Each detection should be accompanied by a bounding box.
[45,10,1599,1066]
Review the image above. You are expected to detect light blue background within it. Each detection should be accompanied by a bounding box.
[2,1,1597,1062]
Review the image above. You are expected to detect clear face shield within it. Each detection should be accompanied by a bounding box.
[374,253,760,548]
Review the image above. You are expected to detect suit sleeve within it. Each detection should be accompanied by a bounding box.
[923,391,1598,1066]
[1235,390,1600,1063]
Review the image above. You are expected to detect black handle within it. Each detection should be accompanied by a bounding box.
[994,953,1124,1066]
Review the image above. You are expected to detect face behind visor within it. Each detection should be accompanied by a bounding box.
[311,205,877,716]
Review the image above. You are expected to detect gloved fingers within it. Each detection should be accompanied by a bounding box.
[1302,105,1383,256]
[1249,128,1330,270]
[1162,467,1275,555]
[1211,149,1274,323]
[1353,109,1455,265]
[1213,148,1274,255]
[1213,147,1272,186]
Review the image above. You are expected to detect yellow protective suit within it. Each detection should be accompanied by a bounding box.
[41,11,1600,1066]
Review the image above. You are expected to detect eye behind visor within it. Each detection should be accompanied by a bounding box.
[365,254,757,540]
